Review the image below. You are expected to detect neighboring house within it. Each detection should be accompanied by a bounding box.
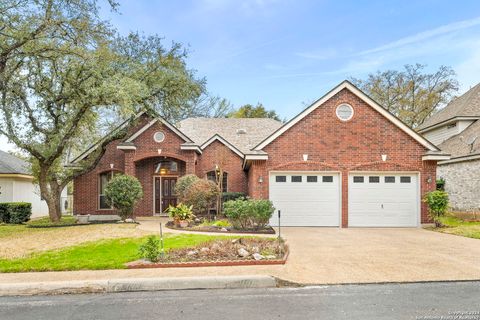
[70,81,449,227]
[417,83,480,212]
[0,150,50,218]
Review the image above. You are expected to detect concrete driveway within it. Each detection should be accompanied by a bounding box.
[0,226,479,285]
[277,227,480,284]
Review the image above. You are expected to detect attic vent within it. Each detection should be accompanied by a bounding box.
[236,129,247,134]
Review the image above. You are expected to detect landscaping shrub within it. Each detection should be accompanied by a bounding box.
[424,190,449,227]
[175,174,200,201]
[0,202,32,224]
[167,203,195,222]
[138,235,161,262]
[104,174,143,220]
[222,192,246,203]
[224,199,275,230]
[436,178,445,191]
[181,178,219,216]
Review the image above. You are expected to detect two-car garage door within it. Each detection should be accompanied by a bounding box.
[269,172,419,227]
[268,173,340,227]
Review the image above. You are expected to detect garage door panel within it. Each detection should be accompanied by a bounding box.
[349,173,418,227]
[269,173,340,227]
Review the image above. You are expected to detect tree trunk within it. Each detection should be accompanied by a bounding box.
[38,164,63,222]
[45,192,62,222]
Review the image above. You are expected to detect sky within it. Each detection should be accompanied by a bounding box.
[2,0,480,151]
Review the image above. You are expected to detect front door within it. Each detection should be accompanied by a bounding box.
[154,177,177,214]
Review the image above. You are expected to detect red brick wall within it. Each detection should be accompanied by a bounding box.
[197,140,247,194]
[73,117,197,216]
[249,88,436,226]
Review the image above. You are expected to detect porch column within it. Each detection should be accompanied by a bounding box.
[185,152,196,175]
[123,150,136,176]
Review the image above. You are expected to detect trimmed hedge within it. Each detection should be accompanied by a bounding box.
[0,202,32,224]
[224,198,275,230]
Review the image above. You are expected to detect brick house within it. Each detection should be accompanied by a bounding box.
[71,81,449,227]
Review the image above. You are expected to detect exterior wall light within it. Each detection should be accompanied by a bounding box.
[426,176,432,184]
[258,176,264,183]
[381,154,387,162]
[303,154,309,161]
[110,163,114,169]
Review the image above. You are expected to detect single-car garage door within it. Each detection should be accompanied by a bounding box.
[348,173,419,227]
[269,172,340,226]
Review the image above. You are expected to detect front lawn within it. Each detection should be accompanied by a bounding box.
[0,233,231,272]
[432,215,480,240]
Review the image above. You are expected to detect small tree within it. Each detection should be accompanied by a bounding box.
[423,190,449,227]
[104,175,143,220]
[183,179,219,217]
[175,175,200,201]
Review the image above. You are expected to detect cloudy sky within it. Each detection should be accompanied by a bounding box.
[2,0,480,151]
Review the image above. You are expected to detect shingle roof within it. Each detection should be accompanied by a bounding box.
[438,120,480,158]
[0,150,31,175]
[417,83,480,131]
[178,118,283,154]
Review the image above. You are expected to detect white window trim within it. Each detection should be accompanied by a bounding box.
[336,103,354,121]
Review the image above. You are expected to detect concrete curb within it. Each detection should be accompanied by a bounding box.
[0,275,277,296]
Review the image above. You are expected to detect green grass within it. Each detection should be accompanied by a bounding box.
[0,233,232,273]
[26,216,77,228]
[434,215,480,240]
[0,223,31,238]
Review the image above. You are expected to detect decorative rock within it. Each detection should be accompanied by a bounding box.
[251,246,260,253]
[187,250,198,256]
[211,243,220,251]
[237,248,249,258]
[265,255,277,259]
[125,218,135,223]
[220,228,228,232]
[252,253,264,261]
[231,238,239,244]
[200,247,210,253]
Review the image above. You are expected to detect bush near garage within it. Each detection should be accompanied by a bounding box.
[224,198,275,230]
[424,190,449,227]
[0,202,32,224]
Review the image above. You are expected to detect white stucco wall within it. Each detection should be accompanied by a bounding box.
[0,176,51,218]
[11,179,49,218]
[438,159,480,212]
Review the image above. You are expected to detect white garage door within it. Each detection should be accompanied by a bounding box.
[348,173,419,227]
[269,172,340,227]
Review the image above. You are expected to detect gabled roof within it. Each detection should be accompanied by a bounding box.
[438,119,480,160]
[200,134,245,158]
[125,117,193,143]
[0,150,31,175]
[178,117,282,154]
[253,80,439,152]
[417,83,480,132]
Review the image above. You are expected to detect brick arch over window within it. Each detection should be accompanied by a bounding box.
[270,161,340,171]
[206,170,228,192]
[349,161,419,172]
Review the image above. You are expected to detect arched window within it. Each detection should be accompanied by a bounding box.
[154,160,178,175]
[206,171,228,192]
[99,171,120,209]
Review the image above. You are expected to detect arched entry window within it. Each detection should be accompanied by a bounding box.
[154,160,178,175]
[206,171,228,192]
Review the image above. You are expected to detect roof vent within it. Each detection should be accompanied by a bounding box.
[236,129,247,134]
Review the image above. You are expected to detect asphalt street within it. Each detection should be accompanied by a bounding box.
[0,281,479,320]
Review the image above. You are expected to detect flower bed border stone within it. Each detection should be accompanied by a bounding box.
[165,221,276,234]
[126,248,289,269]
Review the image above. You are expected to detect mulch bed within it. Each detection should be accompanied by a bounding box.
[165,221,276,234]
[126,238,288,269]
